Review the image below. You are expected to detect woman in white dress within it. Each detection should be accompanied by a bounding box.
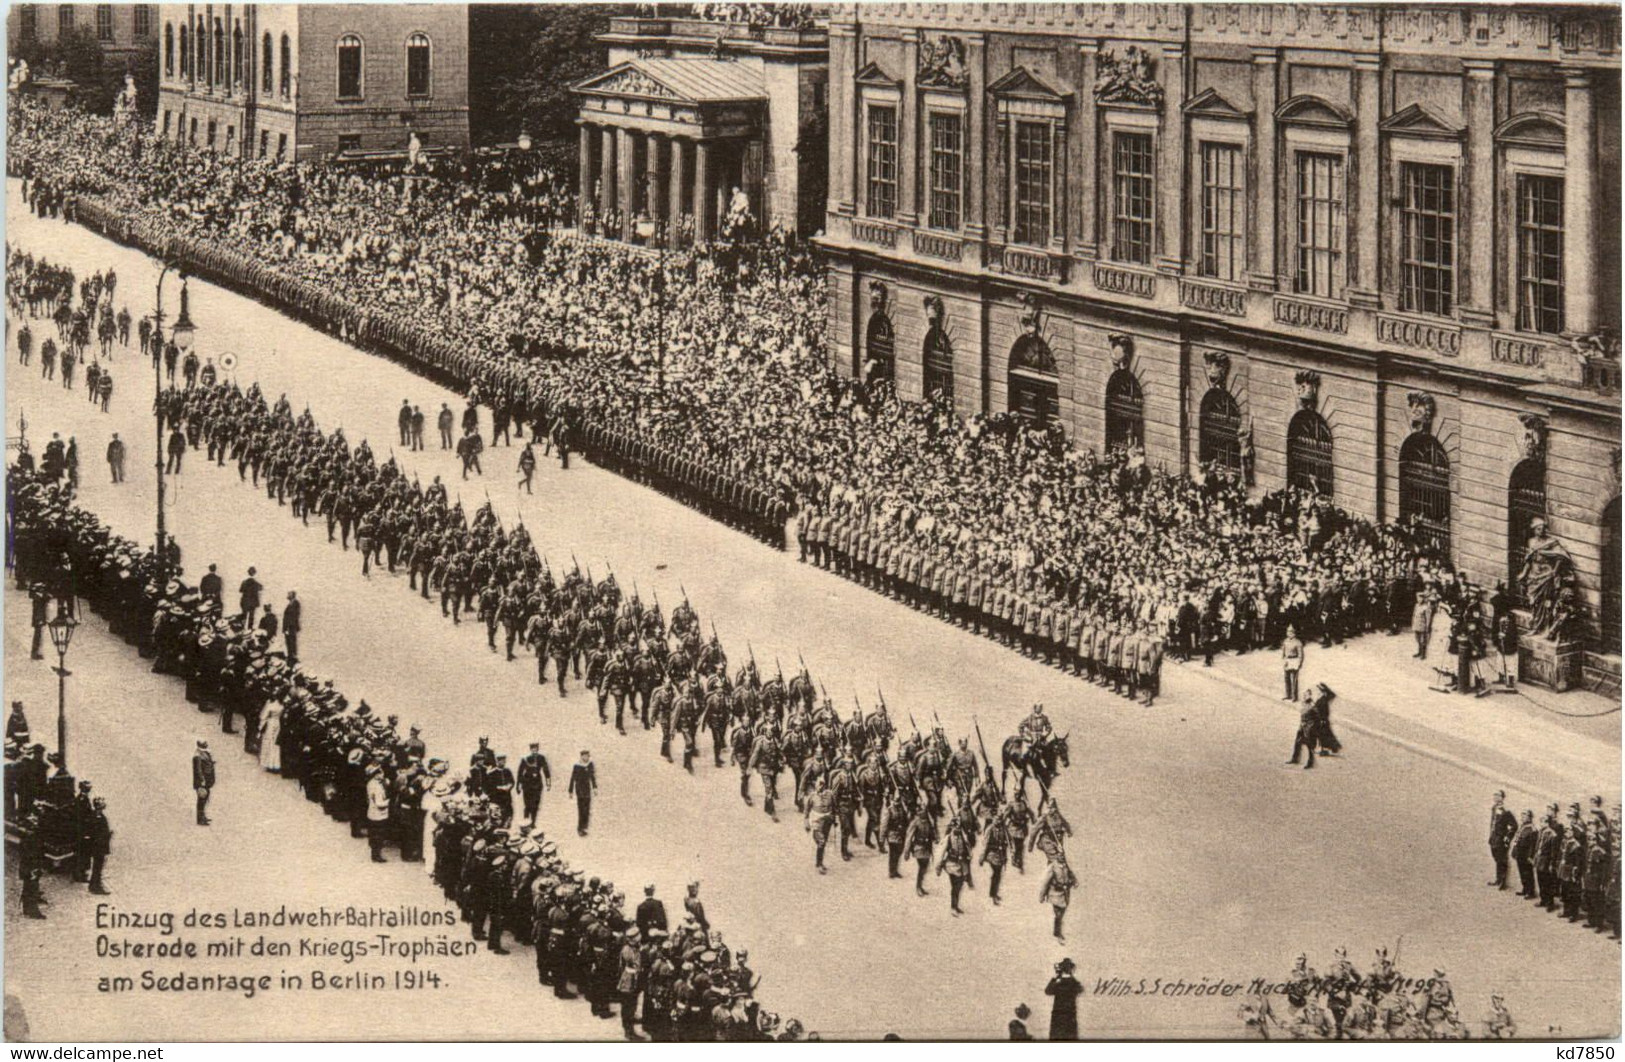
[258,699,283,772]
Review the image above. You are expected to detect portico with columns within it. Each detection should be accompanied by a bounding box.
[573,59,768,246]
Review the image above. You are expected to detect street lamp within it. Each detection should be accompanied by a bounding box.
[47,609,77,771]
[153,265,194,570]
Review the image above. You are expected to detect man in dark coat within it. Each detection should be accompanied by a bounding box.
[238,567,262,622]
[192,739,215,825]
[1045,957,1081,1041]
[85,796,113,894]
[1488,789,1518,889]
[567,750,596,836]
[636,885,668,938]
[1511,808,1540,898]
[282,591,301,664]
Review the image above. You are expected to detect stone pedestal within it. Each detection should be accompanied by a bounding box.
[1519,634,1584,692]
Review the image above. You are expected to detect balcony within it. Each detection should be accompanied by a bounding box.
[997,245,1068,284]
[912,230,963,263]
[1375,312,1461,357]
[1273,294,1349,336]
[1093,263,1156,300]
[852,219,901,250]
[1178,277,1247,317]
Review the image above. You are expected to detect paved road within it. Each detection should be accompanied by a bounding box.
[5,191,1618,1040]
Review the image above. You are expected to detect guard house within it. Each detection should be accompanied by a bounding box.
[572,13,828,244]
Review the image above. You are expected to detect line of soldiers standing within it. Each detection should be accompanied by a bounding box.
[798,502,1164,705]
[6,470,811,1041]
[1489,790,1620,939]
[159,377,1086,927]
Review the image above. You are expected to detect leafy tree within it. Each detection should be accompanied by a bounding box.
[469,3,626,174]
[9,27,156,118]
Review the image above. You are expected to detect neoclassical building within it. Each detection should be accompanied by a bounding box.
[155,3,468,161]
[572,13,829,243]
[9,4,158,58]
[817,3,1622,666]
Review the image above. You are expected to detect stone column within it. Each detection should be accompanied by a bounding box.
[1349,54,1381,306]
[1249,48,1278,291]
[1461,59,1496,326]
[601,126,618,215]
[617,126,635,240]
[1563,66,1596,336]
[693,139,711,241]
[1157,43,1187,274]
[898,28,920,225]
[1077,41,1100,259]
[965,32,987,241]
[668,137,687,245]
[578,123,595,227]
[830,21,857,216]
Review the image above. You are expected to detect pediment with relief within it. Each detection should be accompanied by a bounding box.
[989,66,1071,103]
[574,63,681,101]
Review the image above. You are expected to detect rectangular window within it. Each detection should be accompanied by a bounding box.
[1012,121,1053,247]
[58,6,73,33]
[406,39,431,97]
[337,41,362,99]
[19,6,35,39]
[1294,152,1345,298]
[864,105,897,220]
[1199,142,1244,282]
[928,112,963,231]
[259,129,269,158]
[1111,131,1155,265]
[277,133,288,161]
[1517,174,1565,334]
[1400,162,1456,316]
[96,4,113,40]
[133,6,151,37]
[337,133,362,154]
[161,110,170,137]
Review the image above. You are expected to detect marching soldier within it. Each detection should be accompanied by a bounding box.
[903,802,937,897]
[518,742,551,828]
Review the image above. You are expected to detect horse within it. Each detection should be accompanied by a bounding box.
[1001,732,1071,795]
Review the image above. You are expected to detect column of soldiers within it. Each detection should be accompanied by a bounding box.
[1239,948,1518,1040]
[1491,790,1620,940]
[155,378,1084,921]
[8,251,130,412]
[798,500,1164,702]
[6,468,812,1041]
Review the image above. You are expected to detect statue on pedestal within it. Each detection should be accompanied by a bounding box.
[113,73,138,125]
[1519,518,1580,638]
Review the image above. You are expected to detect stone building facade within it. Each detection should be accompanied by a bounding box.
[817,3,1623,658]
[155,3,468,162]
[573,14,828,243]
[9,4,158,58]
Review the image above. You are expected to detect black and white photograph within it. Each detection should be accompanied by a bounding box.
[1,0,1621,1044]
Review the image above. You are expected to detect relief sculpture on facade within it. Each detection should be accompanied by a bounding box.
[1093,45,1163,106]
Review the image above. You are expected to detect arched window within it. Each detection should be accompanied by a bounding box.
[1008,332,1058,428]
[261,32,272,93]
[279,34,291,98]
[164,23,174,77]
[1603,497,1621,654]
[923,325,953,402]
[233,25,243,89]
[1286,410,1334,497]
[1507,458,1547,604]
[861,312,894,389]
[1104,369,1144,452]
[196,17,207,84]
[1199,388,1243,476]
[337,34,363,99]
[179,24,188,79]
[406,32,431,97]
[1399,433,1452,560]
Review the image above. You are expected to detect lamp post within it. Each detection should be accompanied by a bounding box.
[153,265,195,570]
[47,608,77,771]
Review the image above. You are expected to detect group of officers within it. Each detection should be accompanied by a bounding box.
[797,498,1165,705]
[152,377,1087,923]
[4,705,115,919]
[6,468,809,1041]
[1488,790,1621,939]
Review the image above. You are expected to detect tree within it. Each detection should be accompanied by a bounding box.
[8,26,155,118]
[469,3,625,173]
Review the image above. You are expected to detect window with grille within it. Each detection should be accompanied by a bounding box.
[1105,369,1145,452]
[337,35,363,99]
[179,25,187,78]
[1516,174,1564,334]
[1199,142,1244,282]
[923,326,954,402]
[1287,410,1334,497]
[1294,152,1344,298]
[1112,132,1155,266]
[261,33,272,93]
[1013,121,1053,247]
[213,20,224,88]
[928,112,963,231]
[863,313,895,389]
[1399,433,1451,560]
[96,5,113,41]
[1506,458,1547,606]
[165,23,174,76]
[232,26,243,89]
[1199,388,1243,475]
[1400,163,1456,316]
[864,105,897,220]
[280,35,291,98]
[407,33,431,97]
[133,6,151,37]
